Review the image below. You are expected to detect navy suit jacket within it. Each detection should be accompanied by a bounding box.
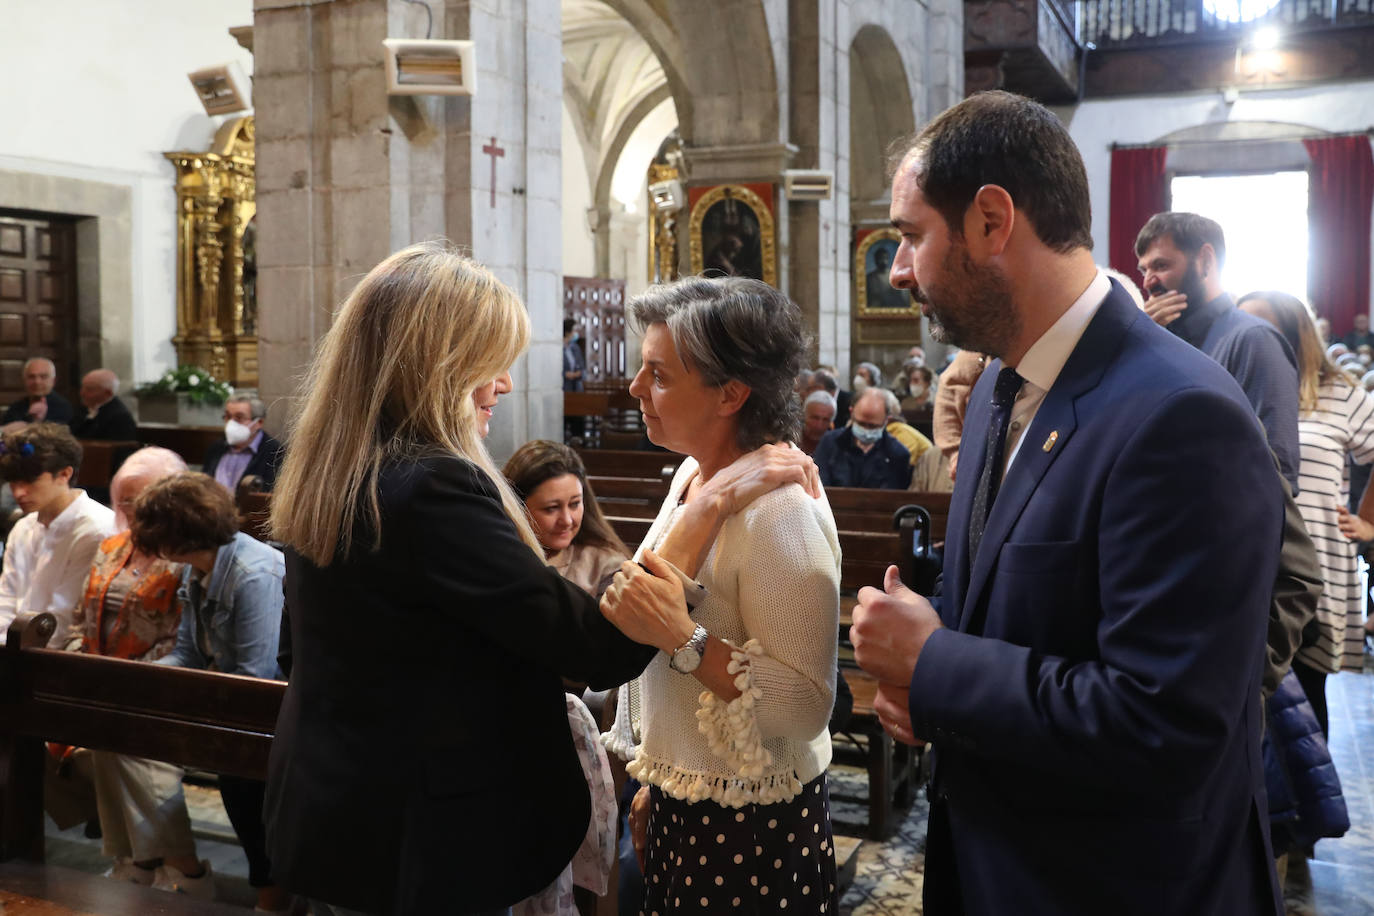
[908,283,1284,915]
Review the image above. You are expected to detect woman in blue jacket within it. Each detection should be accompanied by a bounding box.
[133,471,290,913]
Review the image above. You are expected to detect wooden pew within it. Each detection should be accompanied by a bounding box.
[136,423,223,467]
[827,488,951,545]
[72,439,141,501]
[0,612,282,911]
[575,448,685,481]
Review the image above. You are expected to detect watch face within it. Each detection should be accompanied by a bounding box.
[671,646,702,673]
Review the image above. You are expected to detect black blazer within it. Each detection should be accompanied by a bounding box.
[69,396,138,441]
[202,433,285,491]
[1,392,74,426]
[263,455,654,914]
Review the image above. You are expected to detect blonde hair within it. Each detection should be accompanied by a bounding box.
[1238,290,1350,415]
[270,242,542,564]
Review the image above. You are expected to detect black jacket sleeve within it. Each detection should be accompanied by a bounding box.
[402,456,655,689]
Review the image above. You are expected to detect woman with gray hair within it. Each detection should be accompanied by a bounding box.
[601,276,842,913]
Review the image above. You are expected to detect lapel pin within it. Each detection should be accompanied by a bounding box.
[1042,430,1059,452]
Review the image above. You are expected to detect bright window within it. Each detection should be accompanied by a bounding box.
[1169,171,1309,303]
[1202,0,1282,23]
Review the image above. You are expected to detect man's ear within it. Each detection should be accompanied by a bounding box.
[1197,243,1218,278]
[55,466,74,486]
[718,379,752,417]
[963,185,1016,257]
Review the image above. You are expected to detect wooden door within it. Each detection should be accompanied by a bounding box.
[562,276,626,388]
[0,212,79,406]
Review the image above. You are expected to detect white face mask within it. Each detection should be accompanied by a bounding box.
[852,375,868,393]
[225,418,255,446]
[909,384,927,399]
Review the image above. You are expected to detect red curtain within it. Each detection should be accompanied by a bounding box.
[1305,136,1374,338]
[1108,147,1170,296]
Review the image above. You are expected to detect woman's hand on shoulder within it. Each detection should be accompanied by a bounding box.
[700,443,821,518]
[599,549,695,653]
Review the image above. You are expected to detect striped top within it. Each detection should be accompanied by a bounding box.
[1295,379,1374,673]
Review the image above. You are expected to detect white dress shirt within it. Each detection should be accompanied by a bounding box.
[0,490,116,645]
[1002,270,1113,475]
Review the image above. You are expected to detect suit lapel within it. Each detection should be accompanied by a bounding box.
[956,286,1141,633]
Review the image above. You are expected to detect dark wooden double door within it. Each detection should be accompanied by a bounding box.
[0,212,79,408]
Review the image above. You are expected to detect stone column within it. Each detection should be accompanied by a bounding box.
[787,0,847,374]
[252,0,562,458]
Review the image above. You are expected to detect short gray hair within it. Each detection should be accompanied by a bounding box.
[881,389,903,420]
[803,390,836,415]
[629,277,807,450]
[856,361,884,387]
[227,394,267,420]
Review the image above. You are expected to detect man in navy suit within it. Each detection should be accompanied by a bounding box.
[851,91,1284,915]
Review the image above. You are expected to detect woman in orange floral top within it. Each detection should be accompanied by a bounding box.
[63,447,215,896]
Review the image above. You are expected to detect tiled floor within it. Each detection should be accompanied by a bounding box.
[40,667,1374,914]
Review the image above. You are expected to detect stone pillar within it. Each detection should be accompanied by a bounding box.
[252,0,562,459]
[787,0,847,375]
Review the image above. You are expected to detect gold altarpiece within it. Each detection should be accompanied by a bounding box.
[164,116,258,388]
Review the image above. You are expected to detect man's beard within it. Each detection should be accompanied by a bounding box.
[913,243,1020,359]
[1148,258,1207,306]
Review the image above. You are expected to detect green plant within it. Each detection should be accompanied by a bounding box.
[134,366,233,406]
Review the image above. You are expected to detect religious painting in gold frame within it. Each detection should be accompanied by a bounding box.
[688,183,776,286]
[854,227,917,319]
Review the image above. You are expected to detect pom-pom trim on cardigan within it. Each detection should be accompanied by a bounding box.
[624,639,803,809]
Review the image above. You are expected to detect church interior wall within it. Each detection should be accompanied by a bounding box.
[0,0,254,395]
[1058,79,1374,312]
[561,104,596,278]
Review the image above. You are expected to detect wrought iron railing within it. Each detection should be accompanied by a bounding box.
[1080,0,1374,47]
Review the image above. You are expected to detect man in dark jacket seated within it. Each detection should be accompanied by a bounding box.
[69,369,138,441]
[203,395,285,492]
[813,387,911,489]
[1,357,74,433]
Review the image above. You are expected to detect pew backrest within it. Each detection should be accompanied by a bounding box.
[0,613,284,863]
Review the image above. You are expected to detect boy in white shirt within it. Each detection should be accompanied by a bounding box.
[0,422,115,645]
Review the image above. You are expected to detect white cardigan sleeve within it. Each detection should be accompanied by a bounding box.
[697,485,840,757]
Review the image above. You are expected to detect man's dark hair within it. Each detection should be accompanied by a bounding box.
[1134,212,1227,268]
[563,318,577,336]
[130,471,239,557]
[889,91,1092,253]
[0,422,82,483]
[812,369,838,395]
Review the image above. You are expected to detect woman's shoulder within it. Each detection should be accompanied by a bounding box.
[736,481,834,537]
[379,453,498,504]
[97,529,133,556]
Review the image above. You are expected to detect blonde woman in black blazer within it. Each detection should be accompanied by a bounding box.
[263,243,815,916]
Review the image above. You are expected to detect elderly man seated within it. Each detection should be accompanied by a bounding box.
[1,357,74,433]
[70,369,138,441]
[800,390,836,455]
[813,387,911,489]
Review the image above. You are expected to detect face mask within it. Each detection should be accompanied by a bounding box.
[909,384,927,399]
[569,332,579,344]
[852,423,883,446]
[852,375,868,393]
[225,419,254,446]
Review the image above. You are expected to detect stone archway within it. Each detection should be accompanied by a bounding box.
[849,24,916,215]
[848,23,923,377]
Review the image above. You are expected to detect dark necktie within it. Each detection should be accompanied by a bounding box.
[967,367,1024,565]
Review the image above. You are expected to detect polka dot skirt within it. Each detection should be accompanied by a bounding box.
[640,773,838,914]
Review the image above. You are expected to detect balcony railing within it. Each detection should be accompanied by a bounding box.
[1080,0,1374,47]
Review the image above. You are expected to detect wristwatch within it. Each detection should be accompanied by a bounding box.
[669,624,709,674]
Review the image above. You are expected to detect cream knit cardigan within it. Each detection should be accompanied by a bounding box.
[605,456,841,808]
